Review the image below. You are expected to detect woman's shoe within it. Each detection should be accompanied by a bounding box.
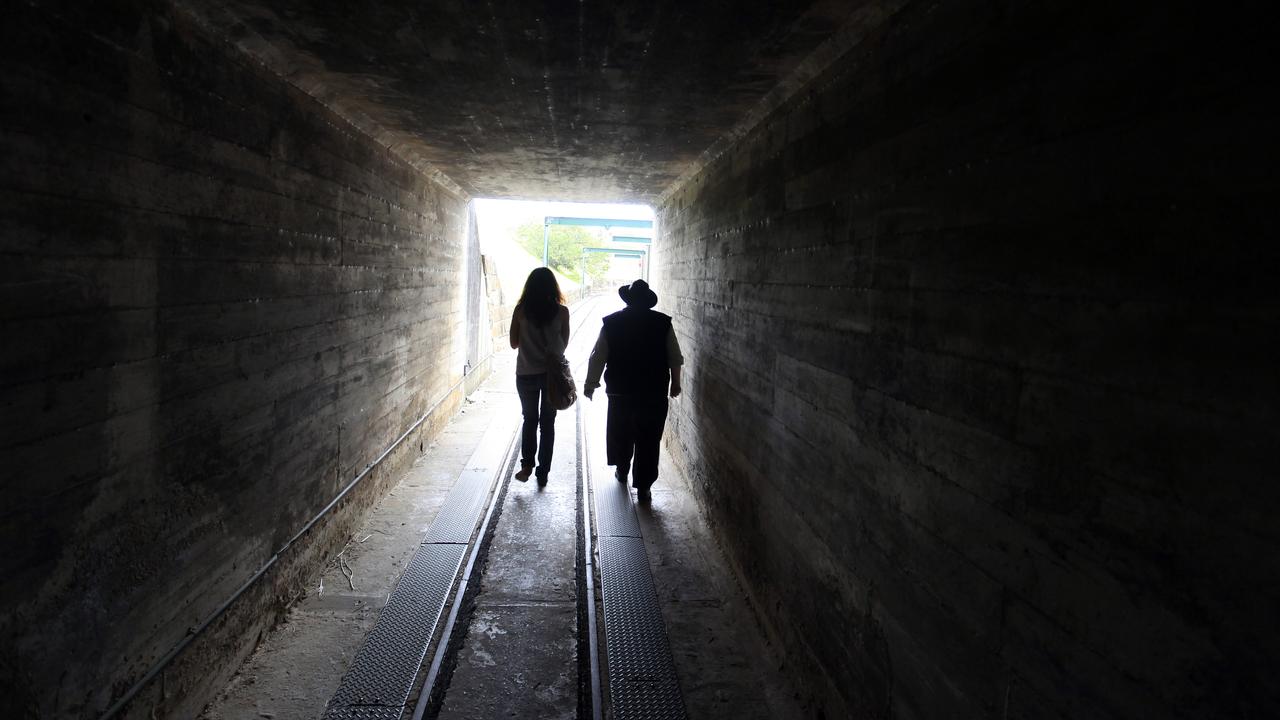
[515,465,533,482]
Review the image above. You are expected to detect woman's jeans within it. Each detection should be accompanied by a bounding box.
[516,373,555,477]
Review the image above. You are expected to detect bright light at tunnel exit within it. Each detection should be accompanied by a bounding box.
[473,198,655,297]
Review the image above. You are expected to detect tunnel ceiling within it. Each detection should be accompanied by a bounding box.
[187,0,861,202]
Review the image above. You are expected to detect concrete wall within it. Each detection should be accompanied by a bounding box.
[0,1,472,717]
[463,204,494,395]
[482,255,508,346]
[653,3,1276,718]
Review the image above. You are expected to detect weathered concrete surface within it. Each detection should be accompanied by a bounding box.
[174,0,862,202]
[0,1,474,717]
[438,603,577,720]
[202,363,518,720]
[652,3,1279,719]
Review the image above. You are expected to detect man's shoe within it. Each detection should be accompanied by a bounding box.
[515,466,532,482]
[536,474,548,487]
[635,486,652,503]
[614,468,628,484]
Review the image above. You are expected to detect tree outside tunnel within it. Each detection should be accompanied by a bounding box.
[514,221,610,284]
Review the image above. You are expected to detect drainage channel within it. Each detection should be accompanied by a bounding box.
[577,400,604,720]
[321,417,519,720]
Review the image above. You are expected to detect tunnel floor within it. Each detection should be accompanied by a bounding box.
[201,293,804,720]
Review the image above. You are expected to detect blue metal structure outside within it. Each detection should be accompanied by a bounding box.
[610,235,652,244]
[542,216,653,266]
[582,247,646,257]
[579,246,648,286]
[545,217,653,228]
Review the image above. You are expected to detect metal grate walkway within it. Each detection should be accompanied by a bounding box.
[589,419,689,720]
[321,419,516,720]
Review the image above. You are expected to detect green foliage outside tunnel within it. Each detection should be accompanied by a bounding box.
[515,222,611,285]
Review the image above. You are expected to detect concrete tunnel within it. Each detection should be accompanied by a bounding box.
[1,1,1276,718]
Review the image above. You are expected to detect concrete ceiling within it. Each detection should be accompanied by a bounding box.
[188,0,863,202]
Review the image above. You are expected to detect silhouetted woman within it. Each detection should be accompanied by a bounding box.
[510,267,570,484]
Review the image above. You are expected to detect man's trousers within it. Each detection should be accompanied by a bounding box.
[605,393,669,489]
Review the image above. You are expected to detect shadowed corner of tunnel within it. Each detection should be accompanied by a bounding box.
[0,642,42,720]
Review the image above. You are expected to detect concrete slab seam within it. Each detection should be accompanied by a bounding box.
[578,400,605,720]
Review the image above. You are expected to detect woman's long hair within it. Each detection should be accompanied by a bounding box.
[517,267,564,327]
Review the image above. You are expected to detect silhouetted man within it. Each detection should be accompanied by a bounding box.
[583,279,683,502]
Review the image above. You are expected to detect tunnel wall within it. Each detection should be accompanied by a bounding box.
[653,3,1275,719]
[1,2,471,717]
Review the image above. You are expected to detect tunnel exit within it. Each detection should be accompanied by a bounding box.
[472,198,655,304]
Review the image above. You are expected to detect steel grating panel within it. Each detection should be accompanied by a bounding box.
[594,476,641,538]
[423,470,492,544]
[598,535,688,720]
[322,706,404,720]
[613,680,688,719]
[323,543,466,718]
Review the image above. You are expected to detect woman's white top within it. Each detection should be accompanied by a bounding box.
[515,306,567,375]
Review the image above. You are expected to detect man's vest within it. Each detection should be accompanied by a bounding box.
[602,308,672,396]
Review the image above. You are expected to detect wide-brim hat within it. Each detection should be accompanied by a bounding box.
[618,279,658,309]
